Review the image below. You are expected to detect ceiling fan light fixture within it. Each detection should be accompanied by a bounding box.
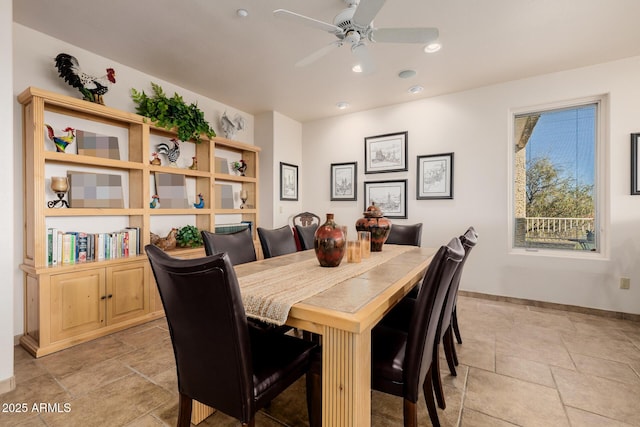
[336,101,350,109]
[424,42,442,53]
[408,85,424,94]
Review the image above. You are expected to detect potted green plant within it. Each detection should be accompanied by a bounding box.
[176,225,203,248]
[131,83,216,143]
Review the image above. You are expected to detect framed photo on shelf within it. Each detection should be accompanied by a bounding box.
[417,153,454,200]
[154,172,189,208]
[363,179,407,219]
[364,131,408,174]
[280,162,298,201]
[330,162,357,201]
[631,133,640,195]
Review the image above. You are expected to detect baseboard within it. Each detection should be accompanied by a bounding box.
[0,375,16,395]
[458,290,640,322]
[14,334,20,346]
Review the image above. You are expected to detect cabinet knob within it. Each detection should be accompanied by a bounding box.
[101,295,106,300]
[107,294,113,299]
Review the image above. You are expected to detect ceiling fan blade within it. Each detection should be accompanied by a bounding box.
[296,41,342,67]
[352,43,375,74]
[371,27,439,43]
[352,0,386,28]
[274,9,342,34]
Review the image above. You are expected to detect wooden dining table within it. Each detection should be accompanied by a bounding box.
[191,244,437,426]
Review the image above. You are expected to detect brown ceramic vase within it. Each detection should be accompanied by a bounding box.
[355,202,392,252]
[314,213,346,267]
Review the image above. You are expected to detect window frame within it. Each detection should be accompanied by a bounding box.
[508,95,609,259]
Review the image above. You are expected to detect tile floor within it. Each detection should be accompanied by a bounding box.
[1,295,640,426]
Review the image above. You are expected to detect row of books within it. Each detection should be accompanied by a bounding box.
[47,227,140,266]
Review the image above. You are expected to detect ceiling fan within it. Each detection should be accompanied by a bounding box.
[273,0,439,73]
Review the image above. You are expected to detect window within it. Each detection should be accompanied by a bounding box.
[513,100,603,253]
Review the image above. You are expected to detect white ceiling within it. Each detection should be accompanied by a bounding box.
[13,0,640,123]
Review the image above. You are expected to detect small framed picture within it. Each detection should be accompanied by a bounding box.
[632,134,640,195]
[364,131,408,174]
[280,162,298,201]
[363,179,407,219]
[417,153,454,199]
[330,162,357,201]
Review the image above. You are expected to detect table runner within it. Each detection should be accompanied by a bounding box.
[239,245,414,325]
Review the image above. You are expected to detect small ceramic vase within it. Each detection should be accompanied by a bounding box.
[355,202,392,252]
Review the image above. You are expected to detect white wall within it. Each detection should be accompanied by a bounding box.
[1,1,15,393]
[11,24,257,336]
[273,112,303,226]
[303,56,640,315]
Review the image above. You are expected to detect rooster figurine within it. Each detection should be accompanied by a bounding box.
[45,124,75,153]
[54,53,116,105]
[193,193,204,209]
[220,111,245,140]
[150,195,160,209]
[156,138,181,168]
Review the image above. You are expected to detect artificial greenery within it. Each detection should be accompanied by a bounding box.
[176,225,203,248]
[131,83,216,143]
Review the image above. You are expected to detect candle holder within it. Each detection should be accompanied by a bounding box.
[240,189,248,209]
[48,176,69,208]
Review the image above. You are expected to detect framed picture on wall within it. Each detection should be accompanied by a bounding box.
[330,162,357,201]
[363,179,407,219]
[364,131,408,174]
[417,153,454,199]
[280,162,298,201]
[631,133,640,195]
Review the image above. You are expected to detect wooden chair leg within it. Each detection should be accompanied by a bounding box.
[443,326,458,376]
[449,327,459,366]
[423,366,441,427]
[306,370,322,427]
[403,399,418,427]
[432,343,446,409]
[452,307,462,344]
[177,392,193,427]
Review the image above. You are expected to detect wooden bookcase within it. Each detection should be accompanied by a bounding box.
[18,87,260,357]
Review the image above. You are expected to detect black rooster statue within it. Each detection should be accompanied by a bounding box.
[156,138,181,168]
[54,53,116,105]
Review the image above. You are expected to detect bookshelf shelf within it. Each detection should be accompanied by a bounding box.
[19,86,260,357]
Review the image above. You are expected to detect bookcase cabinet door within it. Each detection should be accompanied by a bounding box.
[50,269,106,342]
[106,262,149,324]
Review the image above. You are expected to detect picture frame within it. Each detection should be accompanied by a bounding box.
[280,162,298,201]
[363,179,407,219]
[417,153,454,200]
[330,162,357,201]
[154,172,189,208]
[67,171,124,208]
[364,131,408,174]
[632,133,640,195]
[76,129,120,160]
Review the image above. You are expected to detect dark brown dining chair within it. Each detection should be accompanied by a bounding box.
[291,212,320,250]
[201,228,256,266]
[385,223,423,247]
[294,223,318,250]
[431,226,478,409]
[450,226,478,346]
[145,245,321,427]
[257,225,298,258]
[371,237,464,427]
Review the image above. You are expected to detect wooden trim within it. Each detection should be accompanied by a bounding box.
[458,290,640,322]
[0,376,16,395]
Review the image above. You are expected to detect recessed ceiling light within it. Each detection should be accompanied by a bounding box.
[398,69,416,79]
[236,9,249,17]
[336,101,350,109]
[352,64,363,73]
[424,42,442,53]
[408,85,424,94]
